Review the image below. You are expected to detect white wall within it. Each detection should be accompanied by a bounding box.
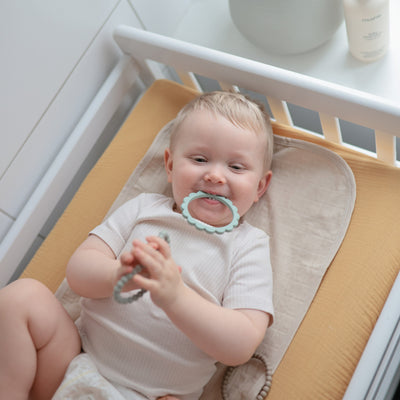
[2,1,122,221]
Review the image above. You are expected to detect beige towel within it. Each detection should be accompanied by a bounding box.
[56,121,356,397]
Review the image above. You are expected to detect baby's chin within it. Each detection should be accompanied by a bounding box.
[188,206,236,228]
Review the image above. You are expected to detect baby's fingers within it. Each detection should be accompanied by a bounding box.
[120,251,134,266]
[145,236,171,258]
[132,273,155,292]
[132,246,163,276]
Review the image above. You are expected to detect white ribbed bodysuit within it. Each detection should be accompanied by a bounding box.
[78,193,274,399]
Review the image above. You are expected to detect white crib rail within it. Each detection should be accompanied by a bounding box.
[114,25,400,166]
[343,271,400,400]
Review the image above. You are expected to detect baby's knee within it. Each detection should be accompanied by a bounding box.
[0,279,52,311]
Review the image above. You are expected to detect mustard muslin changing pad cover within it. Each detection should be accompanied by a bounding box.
[55,116,356,390]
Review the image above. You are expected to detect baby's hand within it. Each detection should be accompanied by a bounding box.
[113,249,149,293]
[131,236,183,309]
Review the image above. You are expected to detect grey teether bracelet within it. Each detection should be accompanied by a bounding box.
[113,231,170,304]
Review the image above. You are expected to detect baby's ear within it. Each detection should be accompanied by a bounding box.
[255,171,272,202]
[164,148,173,183]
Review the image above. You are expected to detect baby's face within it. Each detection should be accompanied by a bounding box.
[165,110,271,227]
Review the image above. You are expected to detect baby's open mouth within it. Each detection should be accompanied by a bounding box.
[202,196,224,205]
[201,191,228,199]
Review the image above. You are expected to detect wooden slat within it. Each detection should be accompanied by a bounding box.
[375,130,396,165]
[177,71,202,92]
[319,113,342,144]
[267,96,293,126]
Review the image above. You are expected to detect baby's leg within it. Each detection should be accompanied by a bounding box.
[0,278,81,400]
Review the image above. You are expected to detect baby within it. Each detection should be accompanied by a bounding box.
[0,91,274,400]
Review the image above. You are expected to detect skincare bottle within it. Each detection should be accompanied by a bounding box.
[342,0,389,62]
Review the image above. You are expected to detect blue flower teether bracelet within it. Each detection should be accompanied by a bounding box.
[181,191,240,234]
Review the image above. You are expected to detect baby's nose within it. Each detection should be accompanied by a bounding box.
[204,167,226,184]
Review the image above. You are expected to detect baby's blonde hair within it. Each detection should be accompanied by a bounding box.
[169,91,274,171]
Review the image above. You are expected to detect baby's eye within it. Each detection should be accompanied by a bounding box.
[229,164,245,171]
[192,156,207,163]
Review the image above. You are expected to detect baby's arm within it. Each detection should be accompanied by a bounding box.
[66,235,137,298]
[167,289,269,366]
[133,236,270,366]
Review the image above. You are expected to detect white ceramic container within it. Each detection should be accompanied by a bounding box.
[229,0,344,55]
